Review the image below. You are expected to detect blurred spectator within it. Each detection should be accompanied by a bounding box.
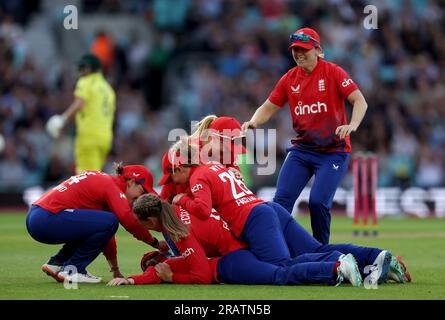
[90,31,114,73]
[1,0,445,193]
[416,146,444,188]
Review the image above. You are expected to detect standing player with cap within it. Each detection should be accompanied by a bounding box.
[26,163,168,283]
[45,53,116,174]
[242,27,369,244]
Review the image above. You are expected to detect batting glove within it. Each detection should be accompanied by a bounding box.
[46,114,66,139]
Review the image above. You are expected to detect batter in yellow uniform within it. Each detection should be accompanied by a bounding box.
[46,54,116,173]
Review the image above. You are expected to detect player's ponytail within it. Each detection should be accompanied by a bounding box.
[133,193,189,242]
[191,115,217,140]
[159,202,189,241]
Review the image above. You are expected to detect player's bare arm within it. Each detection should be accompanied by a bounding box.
[45,97,85,138]
[335,89,368,139]
[241,99,280,131]
[172,193,187,204]
[106,256,124,279]
[106,277,135,286]
[63,97,86,122]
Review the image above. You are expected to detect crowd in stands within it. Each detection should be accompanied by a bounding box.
[0,0,444,192]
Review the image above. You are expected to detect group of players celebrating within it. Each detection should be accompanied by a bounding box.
[28,115,411,287]
[28,27,412,287]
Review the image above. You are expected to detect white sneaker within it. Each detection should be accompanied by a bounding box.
[57,270,102,284]
[370,250,392,284]
[336,254,363,287]
[42,264,63,282]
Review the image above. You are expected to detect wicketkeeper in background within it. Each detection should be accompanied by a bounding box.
[46,53,116,174]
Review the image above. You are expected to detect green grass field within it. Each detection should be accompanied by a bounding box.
[1,212,445,300]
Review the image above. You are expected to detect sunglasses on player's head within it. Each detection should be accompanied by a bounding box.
[289,33,319,47]
[211,131,246,141]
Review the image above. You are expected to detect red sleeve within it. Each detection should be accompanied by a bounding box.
[333,65,359,100]
[267,73,288,107]
[171,234,212,284]
[128,257,189,285]
[104,185,155,245]
[177,172,213,221]
[102,236,117,260]
[160,183,175,203]
[128,266,161,285]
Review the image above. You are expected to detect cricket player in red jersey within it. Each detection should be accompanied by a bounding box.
[108,194,363,287]
[190,115,246,173]
[159,115,246,203]
[161,142,411,284]
[160,140,294,266]
[26,163,169,283]
[242,27,369,244]
[108,193,213,285]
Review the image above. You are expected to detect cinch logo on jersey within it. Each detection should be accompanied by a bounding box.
[191,183,203,193]
[294,101,328,116]
[342,78,353,87]
[182,247,195,257]
[179,207,191,225]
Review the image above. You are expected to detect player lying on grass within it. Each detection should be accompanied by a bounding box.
[162,139,411,284]
[166,140,306,268]
[108,193,363,286]
[26,163,168,284]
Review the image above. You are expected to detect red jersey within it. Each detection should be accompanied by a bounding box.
[128,231,212,284]
[160,182,189,203]
[178,164,264,237]
[160,165,242,203]
[268,58,358,153]
[33,171,155,259]
[129,205,245,285]
[175,205,246,257]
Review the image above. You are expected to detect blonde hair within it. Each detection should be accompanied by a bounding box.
[317,47,325,59]
[191,115,217,140]
[133,194,189,242]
